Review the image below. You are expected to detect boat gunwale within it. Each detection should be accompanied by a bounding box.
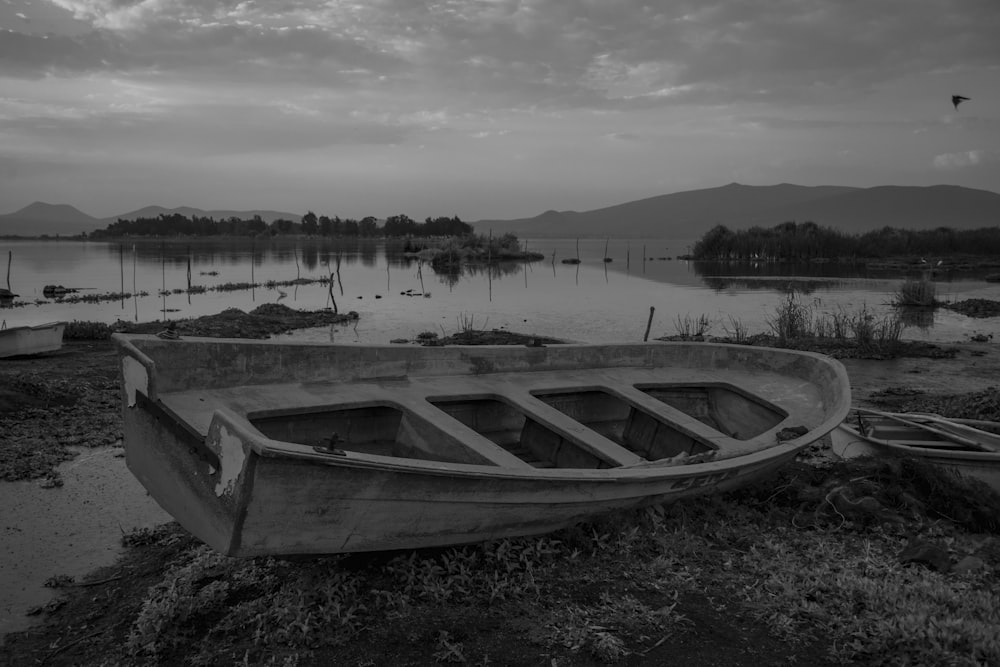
[0,321,66,334]
[115,334,852,479]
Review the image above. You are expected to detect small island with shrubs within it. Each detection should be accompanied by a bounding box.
[691,220,1000,268]
[404,232,545,273]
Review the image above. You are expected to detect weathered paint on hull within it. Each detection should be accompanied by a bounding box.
[234,448,797,557]
[124,400,241,554]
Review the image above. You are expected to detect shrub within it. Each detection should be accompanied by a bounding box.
[893,278,937,307]
[673,314,712,339]
[766,293,816,342]
[63,320,114,340]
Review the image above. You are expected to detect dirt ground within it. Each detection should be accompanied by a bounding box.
[1,328,999,665]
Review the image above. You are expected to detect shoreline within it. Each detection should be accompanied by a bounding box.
[0,446,169,638]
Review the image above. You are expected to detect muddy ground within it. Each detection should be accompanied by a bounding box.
[1,311,999,665]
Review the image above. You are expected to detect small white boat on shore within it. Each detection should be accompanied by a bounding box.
[115,335,851,556]
[832,408,1000,493]
[0,321,66,359]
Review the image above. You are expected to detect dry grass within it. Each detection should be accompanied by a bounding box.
[14,456,995,666]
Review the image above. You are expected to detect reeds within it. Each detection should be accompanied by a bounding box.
[893,277,937,307]
[672,314,712,340]
[766,294,903,353]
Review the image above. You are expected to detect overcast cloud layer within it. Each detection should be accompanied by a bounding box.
[1,0,998,219]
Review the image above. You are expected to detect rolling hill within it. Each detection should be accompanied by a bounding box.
[472,183,1000,238]
[3,183,999,238]
[0,202,101,237]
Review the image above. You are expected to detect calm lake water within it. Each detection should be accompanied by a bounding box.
[3,237,1000,343]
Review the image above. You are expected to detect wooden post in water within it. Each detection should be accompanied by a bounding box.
[6,250,12,291]
[643,306,655,342]
[160,241,166,319]
[132,244,138,321]
[328,269,338,314]
[523,239,528,288]
[119,244,125,309]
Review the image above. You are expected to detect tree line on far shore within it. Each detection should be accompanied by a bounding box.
[89,212,472,239]
[692,221,1000,261]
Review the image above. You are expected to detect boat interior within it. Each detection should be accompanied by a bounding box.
[119,337,848,472]
[859,415,995,452]
[249,383,786,470]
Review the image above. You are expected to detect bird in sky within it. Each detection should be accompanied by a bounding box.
[952,95,970,110]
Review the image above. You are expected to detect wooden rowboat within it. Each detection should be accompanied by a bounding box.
[0,321,66,359]
[114,335,851,556]
[831,408,1000,493]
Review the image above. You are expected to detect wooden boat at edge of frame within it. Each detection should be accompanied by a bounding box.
[0,321,66,359]
[831,408,1000,493]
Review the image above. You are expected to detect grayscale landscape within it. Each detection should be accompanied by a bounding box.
[1,2,999,666]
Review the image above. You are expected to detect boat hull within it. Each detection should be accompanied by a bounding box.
[116,336,851,556]
[125,400,801,555]
[0,322,65,359]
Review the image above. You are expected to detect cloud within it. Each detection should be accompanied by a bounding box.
[932,149,997,170]
[0,101,414,157]
[3,0,1000,217]
[605,131,642,141]
[0,29,131,77]
[4,0,990,109]
[737,116,902,130]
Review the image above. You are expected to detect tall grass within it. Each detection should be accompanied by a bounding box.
[765,293,817,342]
[672,314,712,339]
[766,294,903,353]
[893,277,937,307]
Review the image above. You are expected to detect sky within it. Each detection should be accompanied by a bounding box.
[1,0,998,221]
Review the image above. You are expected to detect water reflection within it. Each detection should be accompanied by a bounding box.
[699,276,855,295]
[3,237,1000,346]
[896,306,935,330]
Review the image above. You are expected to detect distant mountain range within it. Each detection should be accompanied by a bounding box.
[2,183,999,238]
[0,204,301,237]
[472,183,1000,238]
